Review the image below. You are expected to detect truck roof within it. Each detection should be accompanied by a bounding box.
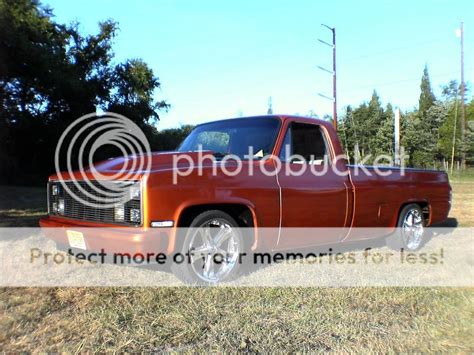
[197,114,333,129]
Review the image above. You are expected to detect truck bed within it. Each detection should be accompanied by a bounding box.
[348,165,451,229]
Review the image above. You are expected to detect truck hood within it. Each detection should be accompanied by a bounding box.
[50,151,215,181]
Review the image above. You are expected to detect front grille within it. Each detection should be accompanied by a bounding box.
[48,180,142,226]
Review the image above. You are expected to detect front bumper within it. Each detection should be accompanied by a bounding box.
[39,216,172,255]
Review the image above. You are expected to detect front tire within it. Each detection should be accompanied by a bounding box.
[171,210,244,285]
[386,203,426,251]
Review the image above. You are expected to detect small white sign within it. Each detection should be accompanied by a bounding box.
[66,230,86,250]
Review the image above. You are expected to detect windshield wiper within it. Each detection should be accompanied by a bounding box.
[212,152,229,160]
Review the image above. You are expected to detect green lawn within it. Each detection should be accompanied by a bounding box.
[0,177,473,352]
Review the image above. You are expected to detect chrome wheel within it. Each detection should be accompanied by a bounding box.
[188,218,241,283]
[401,208,424,250]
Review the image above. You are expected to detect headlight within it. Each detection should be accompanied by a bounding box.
[58,198,65,215]
[114,204,125,221]
[130,208,140,223]
[129,184,141,200]
[52,184,59,196]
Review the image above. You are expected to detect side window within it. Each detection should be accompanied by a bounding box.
[279,123,329,164]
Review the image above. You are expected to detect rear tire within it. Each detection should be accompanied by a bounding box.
[386,204,426,251]
[171,210,244,285]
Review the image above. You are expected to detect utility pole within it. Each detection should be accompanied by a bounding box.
[394,108,400,166]
[267,96,273,115]
[318,24,337,130]
[451,96,459,174]
[460,21,466,169]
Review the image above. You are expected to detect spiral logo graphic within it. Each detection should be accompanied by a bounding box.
[54,112,151,208]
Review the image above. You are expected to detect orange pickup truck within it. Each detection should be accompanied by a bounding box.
[40,115,451,283]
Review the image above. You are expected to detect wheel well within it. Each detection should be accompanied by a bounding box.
[177,203,255,228]
[398,201,430,224]
[176,204,256,251]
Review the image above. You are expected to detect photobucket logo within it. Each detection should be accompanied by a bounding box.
[172,146,409,183]
[54,112,151,208]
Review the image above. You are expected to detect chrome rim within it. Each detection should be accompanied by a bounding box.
[401,208,424,250]
[188,219,240,283]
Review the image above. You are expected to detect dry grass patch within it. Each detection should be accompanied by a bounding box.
[1,287,473,352]
[449,182,474,226]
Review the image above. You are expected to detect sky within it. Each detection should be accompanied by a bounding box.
[44,0,473,129]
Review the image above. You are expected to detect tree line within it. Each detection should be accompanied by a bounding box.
[337,66,473,170]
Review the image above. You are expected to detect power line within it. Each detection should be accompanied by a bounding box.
[339,68,474,94]
[340,36,456,64]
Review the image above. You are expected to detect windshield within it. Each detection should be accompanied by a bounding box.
[178,117,281,158]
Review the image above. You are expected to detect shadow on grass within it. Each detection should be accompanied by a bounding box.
[432,217,458,228]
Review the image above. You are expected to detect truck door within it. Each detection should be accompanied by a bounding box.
[276,121,351,248]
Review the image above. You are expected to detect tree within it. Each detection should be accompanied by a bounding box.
[402,104,448,168]
[438,81,474,169]
[150,125,195,151]
[366,90,385,156]
[402,66,445,168]
[339,103,368,162]
[466,99,474,166]
[419,65,436,118]
[0,0,169,184]
[372,103,394,158]
[108,59,169,127]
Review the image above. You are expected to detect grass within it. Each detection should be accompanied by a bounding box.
[0,174,473,352]
[0,186,46,227]
[1,287,472,352]
[449,167,474,183]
